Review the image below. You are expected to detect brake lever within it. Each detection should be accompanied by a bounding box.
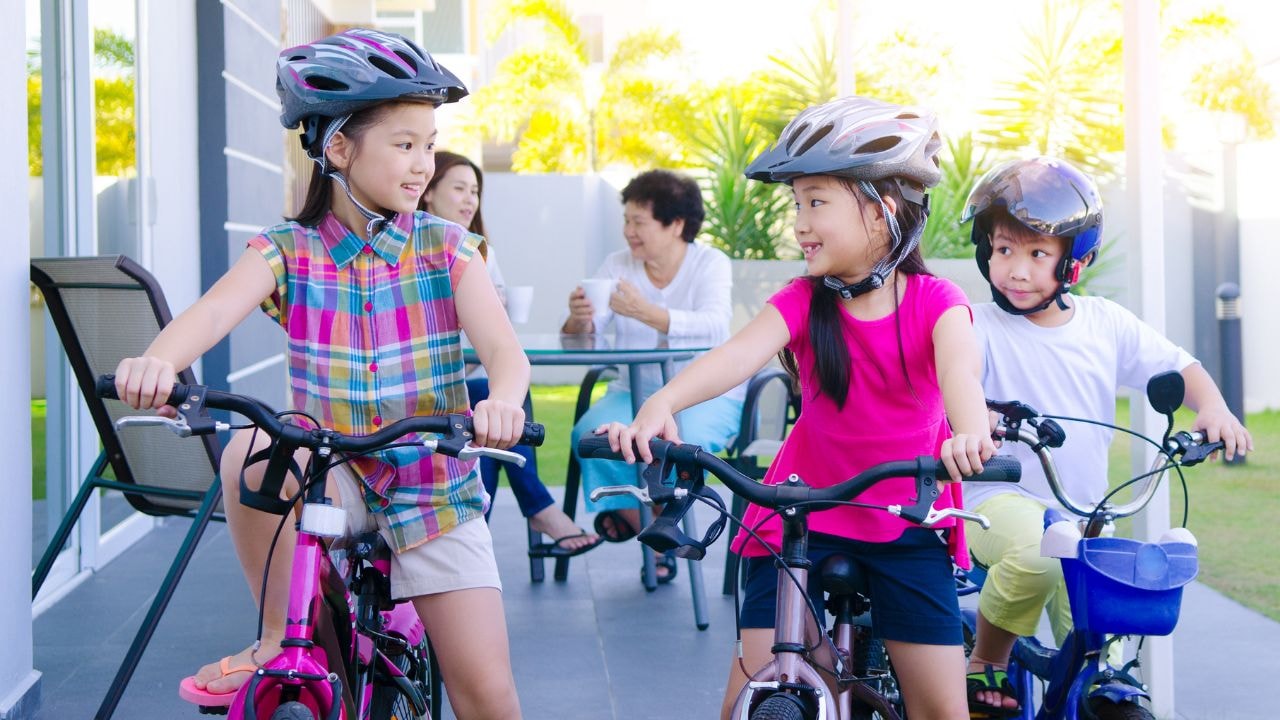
[456,443,527,468]
[589,485,654,504]
[921,506,991,530]
[115,413,230,438]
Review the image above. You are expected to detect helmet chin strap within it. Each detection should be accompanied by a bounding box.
[991,258,1078,315]
[315,114,394,238]
[990,284,1070,316]
[823,180,926,300]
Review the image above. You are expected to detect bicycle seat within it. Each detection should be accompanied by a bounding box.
[819,553,870,598]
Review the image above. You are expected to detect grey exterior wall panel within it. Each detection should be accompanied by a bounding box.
[226,161,286,232]
[226,96,286,166]
[223,22,281,100]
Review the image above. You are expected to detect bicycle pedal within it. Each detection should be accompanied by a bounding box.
[197,705,230,716]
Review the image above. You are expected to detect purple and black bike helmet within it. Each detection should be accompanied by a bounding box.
[745,96,943,299]
[277,29,468,234]
[277,28,467,160]
[962,156,1103,315]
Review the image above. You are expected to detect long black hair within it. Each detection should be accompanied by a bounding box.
[288,96,438,228]
[780,176,931,408]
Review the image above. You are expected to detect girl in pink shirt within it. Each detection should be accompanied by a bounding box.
[604,96,995,720]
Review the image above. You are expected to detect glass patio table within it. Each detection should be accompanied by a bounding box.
[465,332,716,630]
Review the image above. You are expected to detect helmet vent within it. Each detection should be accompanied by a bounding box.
[783,123,811,153]
[306,74,349,91]
[896,112,920,120]
[394,51,420,73]
[369,54,412,79]
[793,123,833,157]
[853,136,901,155]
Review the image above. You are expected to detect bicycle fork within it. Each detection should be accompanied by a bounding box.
[232,530,346,720]
[730,562,838,720]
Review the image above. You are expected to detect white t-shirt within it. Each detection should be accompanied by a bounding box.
[968,297,1197,509]
[592,243,745,401]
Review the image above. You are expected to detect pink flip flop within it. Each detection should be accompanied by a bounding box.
[177,656,256,707]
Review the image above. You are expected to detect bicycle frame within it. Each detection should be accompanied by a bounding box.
[969,377,1212,720]
[729,511,903,720]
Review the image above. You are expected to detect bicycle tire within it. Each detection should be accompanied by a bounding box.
[849,628,905,720]
[270,701,317,720]
[750,692,812,720]
[370,633,440,720]
[1087,697,1155,720]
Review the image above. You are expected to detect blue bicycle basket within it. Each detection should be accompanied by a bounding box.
[1061,537,1198,636]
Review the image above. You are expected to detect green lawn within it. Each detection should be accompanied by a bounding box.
[29,389,1279,621]
[1106,399,1280,621]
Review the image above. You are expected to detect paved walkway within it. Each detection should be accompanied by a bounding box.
[32,488,1280,719]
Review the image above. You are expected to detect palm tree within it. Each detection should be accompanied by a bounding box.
[975,0,1124,179]
[464,0,689,173]
[976,0,1275,178]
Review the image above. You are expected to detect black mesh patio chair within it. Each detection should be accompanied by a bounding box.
[720,367,800,594]
[30,255,224,720]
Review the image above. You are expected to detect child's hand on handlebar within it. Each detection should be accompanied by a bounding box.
[939,432,997,483]
[598,398,681,464]
[472,398,526,450]
[112,356,179,418]
[1192,404,1253,461]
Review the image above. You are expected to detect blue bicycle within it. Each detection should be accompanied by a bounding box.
[961,371,1224,720]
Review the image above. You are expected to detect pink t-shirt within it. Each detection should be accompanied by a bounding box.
[730,273,971,564]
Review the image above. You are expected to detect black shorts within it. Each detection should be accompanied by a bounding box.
[738,528,962,645]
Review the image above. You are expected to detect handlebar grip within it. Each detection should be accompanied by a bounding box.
[970,455,1021,484]
[521,422,545,448]
[576,433,624,460]
[95,374,194,406]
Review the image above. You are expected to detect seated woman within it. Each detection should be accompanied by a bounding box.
[562,169,744,582]
[423,151,601,557]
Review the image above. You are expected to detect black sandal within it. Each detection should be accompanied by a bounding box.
[640,552,678,585]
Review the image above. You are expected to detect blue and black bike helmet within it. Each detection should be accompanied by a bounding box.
[962,156,1103,315]
[745,96,943,300]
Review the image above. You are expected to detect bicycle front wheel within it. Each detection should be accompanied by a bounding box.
[750,692,813,720]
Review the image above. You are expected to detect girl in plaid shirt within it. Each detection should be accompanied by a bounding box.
[112,29,527,718]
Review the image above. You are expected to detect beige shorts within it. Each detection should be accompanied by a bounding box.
[331,464,502,601]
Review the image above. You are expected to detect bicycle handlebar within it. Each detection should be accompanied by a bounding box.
[579,434,1018,509]
[96,374,545,451]
[988,399,1223,519]
[577,434,1019,550]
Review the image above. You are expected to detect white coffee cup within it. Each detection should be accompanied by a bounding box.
[506,285,533,324]
[580,278,615,320]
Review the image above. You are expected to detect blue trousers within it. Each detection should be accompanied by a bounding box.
[466,378,555,519]
[570,389,743,512]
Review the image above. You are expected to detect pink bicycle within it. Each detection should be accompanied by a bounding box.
[99,374,543,719]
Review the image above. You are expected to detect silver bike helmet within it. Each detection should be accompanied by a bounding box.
[962,156,1103,315]
[745,96,943,299]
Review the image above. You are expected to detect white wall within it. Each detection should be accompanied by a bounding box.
[1,0,40,715]
[1237,140,1280,412]
[142,1,201,318]
[483,172,626,383]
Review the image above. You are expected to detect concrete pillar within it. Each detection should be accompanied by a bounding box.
[0,0,41,715]
[1124,1,1175,715]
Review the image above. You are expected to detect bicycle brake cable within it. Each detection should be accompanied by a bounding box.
[693,493,894,679]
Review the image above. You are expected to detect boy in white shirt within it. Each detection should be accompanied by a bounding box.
[960,156,1252,717]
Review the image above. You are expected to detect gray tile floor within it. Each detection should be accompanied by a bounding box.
[32,488,1280,719]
